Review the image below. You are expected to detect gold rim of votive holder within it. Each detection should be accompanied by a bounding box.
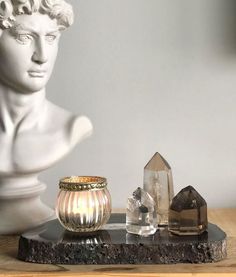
[59,176,107,191]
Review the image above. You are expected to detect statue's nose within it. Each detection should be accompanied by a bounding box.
[32,38,48,64]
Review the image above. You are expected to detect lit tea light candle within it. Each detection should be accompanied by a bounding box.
[56,176,112,232]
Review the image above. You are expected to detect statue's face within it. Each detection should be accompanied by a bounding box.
[0,12,61,93]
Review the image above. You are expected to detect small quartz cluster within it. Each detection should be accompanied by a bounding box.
[126,187,157,236]
[126,152,208,236]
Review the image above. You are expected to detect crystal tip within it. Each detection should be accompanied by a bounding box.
[132,187,142,200]
[144,152,171,170]
[170,185,207,212]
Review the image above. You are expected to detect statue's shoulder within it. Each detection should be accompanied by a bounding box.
[42,101,93,148]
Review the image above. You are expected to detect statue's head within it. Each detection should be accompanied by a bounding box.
[0,0,74,94]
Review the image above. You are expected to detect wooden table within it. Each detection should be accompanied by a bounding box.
[0,209,235,277]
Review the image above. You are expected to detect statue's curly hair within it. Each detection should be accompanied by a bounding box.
[0,0,73,29]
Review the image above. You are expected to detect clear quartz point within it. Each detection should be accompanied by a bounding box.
[168,185,208,235]
[143,152,174,226]
[126,187,158,236]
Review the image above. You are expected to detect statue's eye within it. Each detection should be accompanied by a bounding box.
[46,35,57,43]
[16,34,32,44]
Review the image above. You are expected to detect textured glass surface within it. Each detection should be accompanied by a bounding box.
[126,187,157,236]
[143,152,174,226]
[169,186,208,235]
[56,188,111,232]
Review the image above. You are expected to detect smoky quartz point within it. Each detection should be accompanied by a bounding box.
[169,186,208,236]
[143,152,174,226]
[126,187,157,236]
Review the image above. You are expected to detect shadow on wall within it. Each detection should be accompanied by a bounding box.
[214,0,236,55]
[177,0,236,57]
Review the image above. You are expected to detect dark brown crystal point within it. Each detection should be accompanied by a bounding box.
[169,186,207,236]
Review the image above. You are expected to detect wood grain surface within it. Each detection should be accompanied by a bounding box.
[0,209,235,277]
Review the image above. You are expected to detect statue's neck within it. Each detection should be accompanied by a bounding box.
[0,84,46,134]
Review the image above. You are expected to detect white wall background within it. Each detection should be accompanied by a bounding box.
[41,0,236,209]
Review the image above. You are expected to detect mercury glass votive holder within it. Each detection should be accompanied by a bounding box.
[56,176,112,232]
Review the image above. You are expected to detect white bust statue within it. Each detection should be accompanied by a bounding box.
[0,0,93,234]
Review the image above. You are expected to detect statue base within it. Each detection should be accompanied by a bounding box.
[0,176,55,235]
[18,214,227,264]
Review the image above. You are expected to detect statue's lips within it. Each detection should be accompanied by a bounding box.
[28,70,46,78]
